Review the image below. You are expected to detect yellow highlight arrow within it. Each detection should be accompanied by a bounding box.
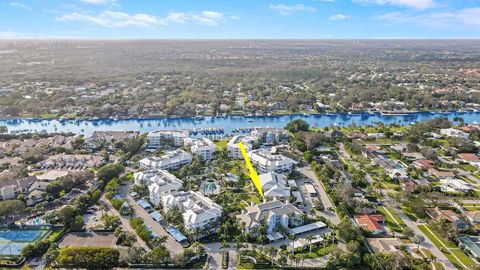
[238,142,264,200]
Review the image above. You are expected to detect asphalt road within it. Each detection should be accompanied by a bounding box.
[297,166,341,226]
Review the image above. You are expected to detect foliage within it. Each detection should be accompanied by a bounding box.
[96,163,124,183]
[56,247,120,269]
[285,119,310,133]
[0,200,25,220]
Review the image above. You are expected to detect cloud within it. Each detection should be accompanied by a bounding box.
[160,11,226,26]
[79,0,116,4]
[8,2,31,11]
[377,7,480,27]
[269,4,316,15]
[0,31,25,38]
[352,0,435,9]
[330,14,349,20]
[57,11,159,27]
[57,10,229,28]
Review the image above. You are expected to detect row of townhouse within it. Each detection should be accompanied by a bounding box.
[0,175,52,206]
[39,154,103,170]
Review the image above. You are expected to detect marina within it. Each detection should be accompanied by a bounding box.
[1,111,480,136]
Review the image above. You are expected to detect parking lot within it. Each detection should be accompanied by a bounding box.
[59,232,116,248]
[83,207,107,230]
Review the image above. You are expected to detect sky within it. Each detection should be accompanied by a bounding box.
[1,0,480,39]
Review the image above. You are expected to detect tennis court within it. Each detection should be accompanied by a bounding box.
[0,228,49,257]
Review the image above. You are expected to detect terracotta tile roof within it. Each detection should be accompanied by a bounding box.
[355,214,384,232]
[458,153,480,162]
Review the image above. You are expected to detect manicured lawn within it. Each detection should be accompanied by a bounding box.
[463,205,480,211]
[215,140,228,149]
[295,243,335,258]
[240,192,262,204]
[382,182,401,190]
[377,206,404,232]
[418,225,475,270]
[418,225,456,249]
[450,249,476,268]
[433,262,445,270]
[401,206,418,221]
[460,164,477,173]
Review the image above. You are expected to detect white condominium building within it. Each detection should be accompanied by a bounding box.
[258,172,290,200]
[184,137,217,161]
[251,128,289,145]
[236,200,303,234]
[139,150,192,170]
[147,130,188,149]
[227,135,253,159]
[162,191,222,238]
[134,169,183,206]
[248,149,297,173]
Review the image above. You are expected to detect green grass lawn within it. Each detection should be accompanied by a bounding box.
[382,182,401,190]
[215,139,228,149]
[418,225,456,249]
[400,205,419,221]
[418,225,475,270]
[450,249,476,268]
[295,243,335,258]
[377,206,405,232]
[463,205,480,211]
[239,192,262,204]
[460,164,478,173]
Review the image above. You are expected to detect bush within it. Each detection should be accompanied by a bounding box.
[57,247,120,269]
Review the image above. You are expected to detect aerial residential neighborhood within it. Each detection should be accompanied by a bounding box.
[1,1,480,268]
[2,115,480,270]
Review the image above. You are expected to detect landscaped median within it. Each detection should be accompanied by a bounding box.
[418,224,476,269]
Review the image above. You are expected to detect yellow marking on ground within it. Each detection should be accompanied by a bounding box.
[238,142,264,200]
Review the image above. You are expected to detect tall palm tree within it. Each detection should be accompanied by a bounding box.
[306,235,315,254]
[289,234,297,255]
[268,246,277,266]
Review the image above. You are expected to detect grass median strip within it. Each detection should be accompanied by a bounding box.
[377,206,405,232]
[418,225,475,269]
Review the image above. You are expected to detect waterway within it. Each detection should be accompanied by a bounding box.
[1,112,479,136]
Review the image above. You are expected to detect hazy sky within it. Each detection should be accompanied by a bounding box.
[1,0,480,39]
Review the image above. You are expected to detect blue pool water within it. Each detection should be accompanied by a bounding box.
[1,112,480,136]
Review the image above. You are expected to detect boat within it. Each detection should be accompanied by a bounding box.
[247,119,254,123]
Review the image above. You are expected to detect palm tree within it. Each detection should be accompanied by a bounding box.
[268,246,277,266]
[289,234,297,255]
[413,235,425,250]
[288,252,295,266]
[306,234,315,254]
